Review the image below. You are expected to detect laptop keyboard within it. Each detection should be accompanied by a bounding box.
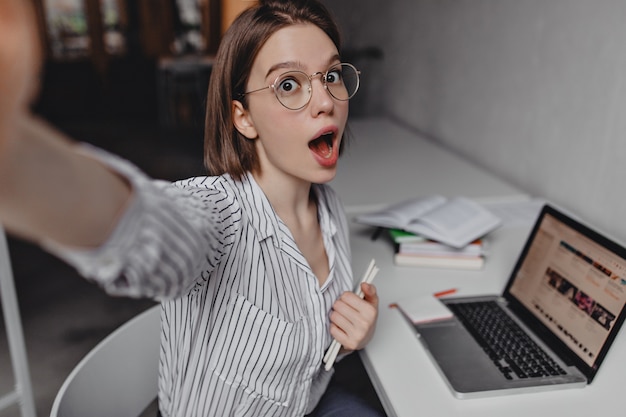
[447,301,567,380]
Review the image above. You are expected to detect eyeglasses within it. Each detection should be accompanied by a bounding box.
[241,62,360,110]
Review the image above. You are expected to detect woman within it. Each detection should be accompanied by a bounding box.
[0,1,382,416]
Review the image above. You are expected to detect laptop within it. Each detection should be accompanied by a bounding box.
[413,204,626,398]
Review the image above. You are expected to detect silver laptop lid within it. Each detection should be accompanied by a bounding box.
[502,205,626,382]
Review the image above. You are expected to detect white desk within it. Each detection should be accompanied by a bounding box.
[338,118,626,417]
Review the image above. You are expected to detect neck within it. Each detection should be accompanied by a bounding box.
[252,171,314,222]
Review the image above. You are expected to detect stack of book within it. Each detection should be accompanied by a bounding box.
[389,229,486,269]
[354,195,499,270]
[354,195,501,249]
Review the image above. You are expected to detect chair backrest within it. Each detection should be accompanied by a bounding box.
[0,227,36,417]
[50,304,161,417]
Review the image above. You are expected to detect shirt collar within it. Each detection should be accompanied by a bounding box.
[238,174,338,249]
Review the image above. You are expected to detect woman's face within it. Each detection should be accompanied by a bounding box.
[235,23,349,188]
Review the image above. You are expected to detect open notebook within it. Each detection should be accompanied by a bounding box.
[413,204,626,398]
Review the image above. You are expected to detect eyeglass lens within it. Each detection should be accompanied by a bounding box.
[274,63,359,110]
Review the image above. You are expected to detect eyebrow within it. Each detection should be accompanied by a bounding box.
[264,54,342,79]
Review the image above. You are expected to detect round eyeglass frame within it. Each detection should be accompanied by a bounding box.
[240,62,360,110]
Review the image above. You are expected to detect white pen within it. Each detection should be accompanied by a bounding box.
[323,259,379,371]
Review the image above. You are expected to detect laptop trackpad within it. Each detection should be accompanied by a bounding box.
[415,319,513,397]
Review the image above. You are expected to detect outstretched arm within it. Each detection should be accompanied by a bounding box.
[0,0,131,248]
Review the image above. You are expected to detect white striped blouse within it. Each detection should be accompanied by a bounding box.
[47,147,354,417]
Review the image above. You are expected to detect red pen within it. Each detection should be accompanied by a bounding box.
[433,288,457,298]
[389,288,458,309]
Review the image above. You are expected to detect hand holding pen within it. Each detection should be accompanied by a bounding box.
[324,259,379,371]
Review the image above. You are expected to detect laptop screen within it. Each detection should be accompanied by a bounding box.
[504,205,626,379]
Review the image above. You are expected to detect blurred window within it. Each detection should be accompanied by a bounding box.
[100,0,127,55]
[42,0,128,60]
[43,0,90,59]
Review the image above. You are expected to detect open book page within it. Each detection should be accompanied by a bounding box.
[481,198,545,228]
[404,197,501,248]
[355,195,447,229]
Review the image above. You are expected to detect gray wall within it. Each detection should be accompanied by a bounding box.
[324,0,626,243]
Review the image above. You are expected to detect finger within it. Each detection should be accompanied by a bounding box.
[329,299,361,344]
[334,291,359,310]
[334,295,377,330]
[329,307,354,332]
[329,321,347,340]
[330,298,376,338]
[0,0,42,117]
[329,322,359,351]
[331,294,364,328]
[361,283,379,308]
[329,312,372,351]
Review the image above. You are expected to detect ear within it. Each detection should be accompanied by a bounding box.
[232,100,258,139]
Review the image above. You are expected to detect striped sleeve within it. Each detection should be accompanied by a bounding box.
[43,145,240,300]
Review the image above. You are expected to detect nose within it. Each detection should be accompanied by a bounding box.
[308,73,333,115]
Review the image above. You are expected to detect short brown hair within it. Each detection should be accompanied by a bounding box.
[203,0,342,180]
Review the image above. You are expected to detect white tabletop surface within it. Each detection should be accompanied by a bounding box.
[337,118,626,417]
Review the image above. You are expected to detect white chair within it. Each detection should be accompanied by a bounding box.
[50,304,161,417]
[0,227,37,417]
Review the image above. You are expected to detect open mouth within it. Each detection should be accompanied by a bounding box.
[308,132,334,159]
